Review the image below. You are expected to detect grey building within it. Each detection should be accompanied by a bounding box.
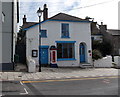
[91,21,120,56]
[99,23,120,56]
[0,0,19,71]
[102,29,120,56]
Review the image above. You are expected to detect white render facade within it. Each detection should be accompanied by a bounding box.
[25,13,92,68]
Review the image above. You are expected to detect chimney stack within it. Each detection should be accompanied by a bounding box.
[99,22,107,33]
[101,22,103,25]
[23,15,27,24]
[43,4,48,21]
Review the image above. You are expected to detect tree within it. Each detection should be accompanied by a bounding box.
[92,49,102,60]
[92,40,112,57]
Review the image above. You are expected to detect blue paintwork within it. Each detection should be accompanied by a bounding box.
[61,36,70,38]
[24,19,91,31]
[50,63,58,68]
[55,41,76,43]
[80,44,85,63]
[39,46,49,64]
[40,45,49,48]
[57,58,76,61]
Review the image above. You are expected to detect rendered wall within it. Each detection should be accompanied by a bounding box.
[26,25,39,67]
[2,2,12,64]
[26,20,92,67]
[94,56,113,67]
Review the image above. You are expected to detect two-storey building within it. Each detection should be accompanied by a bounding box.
[24,5,92,69]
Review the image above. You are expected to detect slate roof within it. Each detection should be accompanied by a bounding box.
[22,22,38,29]
[107,29,120,36]
[49,13,89,22]
[23,13,90,30]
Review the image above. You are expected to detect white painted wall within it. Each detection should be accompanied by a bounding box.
[26,20,92,67]
[94,56,113,67]
[42,21,92,67]
[26,25,39,67]
[114,56,120,65]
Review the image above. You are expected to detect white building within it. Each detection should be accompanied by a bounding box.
[24,10,92,69]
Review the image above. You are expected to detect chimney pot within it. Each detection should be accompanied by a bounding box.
[43,4,48,21]
[101,22,103,25]
[23,15,27,24]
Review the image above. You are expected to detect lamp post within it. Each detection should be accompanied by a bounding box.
[37,7,43,72]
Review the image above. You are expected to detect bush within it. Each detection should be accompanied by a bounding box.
[92,40,112,57]
[92,49,103,60]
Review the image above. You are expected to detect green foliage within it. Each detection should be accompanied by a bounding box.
[92,40,112,57]
[92,49,102,60]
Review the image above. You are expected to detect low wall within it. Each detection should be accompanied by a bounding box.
[94,56,113,68]
[114,56,120,67]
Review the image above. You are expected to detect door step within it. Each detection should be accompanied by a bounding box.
[80,63,94,68]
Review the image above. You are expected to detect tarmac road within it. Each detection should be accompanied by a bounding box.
[22,76,119,96]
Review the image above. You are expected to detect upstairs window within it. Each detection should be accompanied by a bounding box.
[40,30,47,38]
[61,23,69,38]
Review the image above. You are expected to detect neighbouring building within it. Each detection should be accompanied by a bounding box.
[91,22,103,42]
[91,21,120,56]
[0,0,19,71]
[102,29,120,56]
[22,4,92,70]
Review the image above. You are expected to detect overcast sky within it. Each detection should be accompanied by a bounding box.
[19,0,119,29]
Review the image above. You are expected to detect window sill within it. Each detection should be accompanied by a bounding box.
[41,37,47,38]
[57,58,76,61]
[61,36,70,38]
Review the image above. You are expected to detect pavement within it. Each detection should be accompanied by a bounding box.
[0,67,119,81]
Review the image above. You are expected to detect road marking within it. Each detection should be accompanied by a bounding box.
[21,76,118,84]
[20,81,23,85]
[20,81,29,95]
[103,80,110,84]
[20,88,28,95]
[102,79,110,84]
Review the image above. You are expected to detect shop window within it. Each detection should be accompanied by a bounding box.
[57,43,75,59]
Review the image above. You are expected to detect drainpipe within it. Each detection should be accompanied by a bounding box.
[11,2,14,69]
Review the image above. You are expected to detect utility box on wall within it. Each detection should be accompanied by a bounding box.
[50,46,58,68]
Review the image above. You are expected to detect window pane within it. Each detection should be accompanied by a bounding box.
[57,43,62,58]
[57,43,75,59]
[41,30,47,37]
[61,23,69,37]
[63,43,69,58]
[69,44,72,58]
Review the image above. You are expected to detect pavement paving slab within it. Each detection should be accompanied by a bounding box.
[0,67,119,81]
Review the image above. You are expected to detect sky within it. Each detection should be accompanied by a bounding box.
[19,0,119,30]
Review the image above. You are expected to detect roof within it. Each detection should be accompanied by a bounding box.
[23,13,90,31]
[22,22,38,29]
[49,13,89,22]
[107,29,120,36]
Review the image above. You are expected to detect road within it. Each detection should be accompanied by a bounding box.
[2,76,119,96]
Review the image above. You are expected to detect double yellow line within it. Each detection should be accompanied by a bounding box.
[21,76,119,84]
